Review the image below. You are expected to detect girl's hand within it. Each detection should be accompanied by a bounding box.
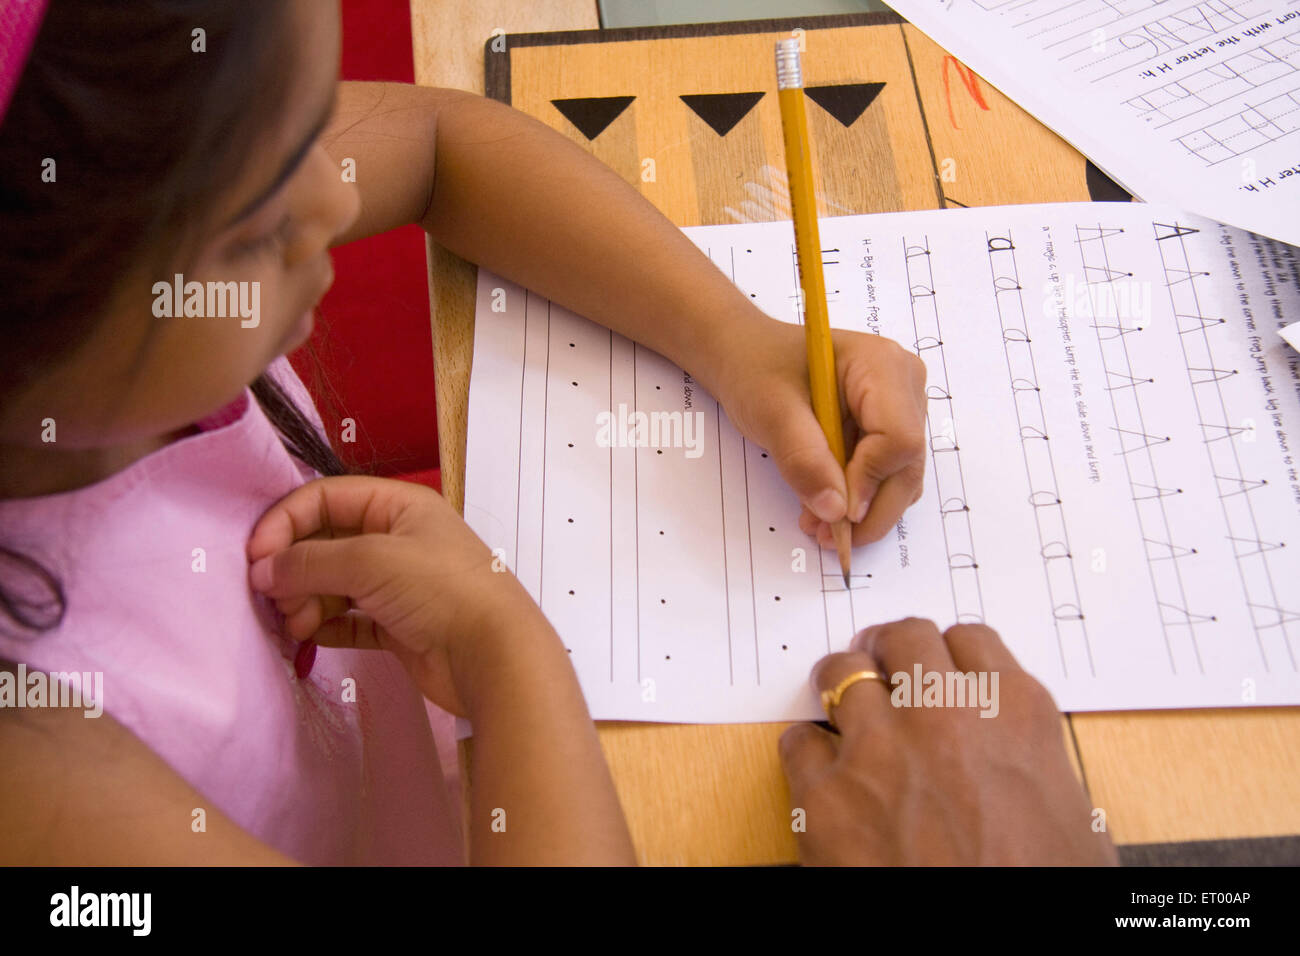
[247,475,636,864]
[712,317,928,547]
[245,475,551,717]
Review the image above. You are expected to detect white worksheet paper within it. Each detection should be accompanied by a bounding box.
[886,0,1300,246]
[464,202,1300,721]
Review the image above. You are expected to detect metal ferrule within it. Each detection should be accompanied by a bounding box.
[775,38,803,90]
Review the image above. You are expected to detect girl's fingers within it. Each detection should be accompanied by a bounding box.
[849,465,926,545]
[838,353,927,525]
[842,408,924,489]
[274,594,311,619]
[319,594,351,621]
[311,610,387,652]
[249,534,386,605]
[308,612,429,678]
[246,475,419,561]
[284,597,325,641]
[279,595,351,641]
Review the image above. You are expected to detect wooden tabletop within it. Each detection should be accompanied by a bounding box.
[410,0,1300,864]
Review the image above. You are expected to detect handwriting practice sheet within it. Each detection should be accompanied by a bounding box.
[463,202,1300,721]
[887,0,1300,246]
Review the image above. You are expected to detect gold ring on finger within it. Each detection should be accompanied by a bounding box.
[820,670,889,728]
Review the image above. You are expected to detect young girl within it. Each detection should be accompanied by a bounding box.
[0,1,927,864]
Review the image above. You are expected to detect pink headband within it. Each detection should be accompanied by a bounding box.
[0,0,50,123]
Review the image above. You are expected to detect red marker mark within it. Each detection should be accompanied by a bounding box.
[294,639,317,679]
[941,56,990,130]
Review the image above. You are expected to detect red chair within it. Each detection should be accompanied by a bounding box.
[289,0,441,493]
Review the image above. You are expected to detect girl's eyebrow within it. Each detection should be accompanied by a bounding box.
[225,88,339,228]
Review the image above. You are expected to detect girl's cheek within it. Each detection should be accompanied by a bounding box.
[282,215,326,268]
[281,149,356,262]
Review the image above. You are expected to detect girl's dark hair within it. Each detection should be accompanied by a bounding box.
[0,1,354,633]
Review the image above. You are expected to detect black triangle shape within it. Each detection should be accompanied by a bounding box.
[1085,160,1133,202]
[551,96,635,140]
[680,92,765,137]
[805,83,885,128]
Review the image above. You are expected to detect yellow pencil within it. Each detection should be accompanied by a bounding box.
[775,37,852,588]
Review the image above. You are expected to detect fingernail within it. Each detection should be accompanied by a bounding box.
[294,639,317,679]
[851,495,870,523]
[808,488,845,523]
[249,556,272,591]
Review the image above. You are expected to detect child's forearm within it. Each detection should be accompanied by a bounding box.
[457,609,637,865]
[423,92,770,399]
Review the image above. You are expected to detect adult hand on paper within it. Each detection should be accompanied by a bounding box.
[713,318,928,547]
[779,617,1118,865]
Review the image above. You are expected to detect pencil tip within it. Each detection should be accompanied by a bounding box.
[831,519,852,589]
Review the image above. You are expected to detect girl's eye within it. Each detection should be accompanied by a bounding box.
[233,213,294,260]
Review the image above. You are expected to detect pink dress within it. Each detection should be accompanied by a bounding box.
[0,357,464,864]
